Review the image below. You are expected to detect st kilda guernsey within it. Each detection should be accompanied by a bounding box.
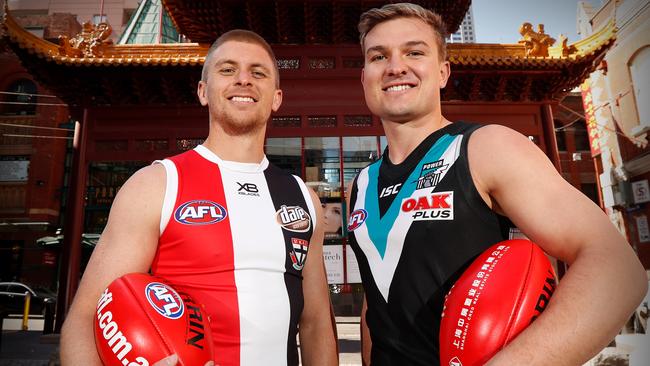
[347,122,511,366]
[152,145,316,366]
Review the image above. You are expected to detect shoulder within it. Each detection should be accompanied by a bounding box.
[468,124,546,167]
[114,163,166,205]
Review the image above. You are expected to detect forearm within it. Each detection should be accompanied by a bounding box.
[360,299,371,366]
[299,317,338,366]
[487,245,647,365]
[60,312,103,366]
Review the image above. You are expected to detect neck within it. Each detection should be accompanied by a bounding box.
[202,121,266,164]
[382,113,450,164]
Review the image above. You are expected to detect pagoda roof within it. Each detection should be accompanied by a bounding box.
[160,0,472,44]
[2,5,616,105]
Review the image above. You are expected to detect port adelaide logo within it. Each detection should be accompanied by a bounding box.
[416,159,449,191]
[145,282,185,319]
[289,238,309,270]
[174,200,227,225]
[276,205,311,232]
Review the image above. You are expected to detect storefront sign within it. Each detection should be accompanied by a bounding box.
[323,245,344,284]
[632,180,650,204]
[636,215,650,243]
[580,79,602,157]
[345,245,361,284]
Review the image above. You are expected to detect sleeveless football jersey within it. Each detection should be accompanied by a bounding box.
[348,122,509,365]
[151,145,317,366]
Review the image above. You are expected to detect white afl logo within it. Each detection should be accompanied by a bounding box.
[145,282,184,319]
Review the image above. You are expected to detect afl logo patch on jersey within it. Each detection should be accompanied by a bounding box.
[145,282,184,319]
[348,209,368,231]
[174,200,227,225]
[276,205,311,232]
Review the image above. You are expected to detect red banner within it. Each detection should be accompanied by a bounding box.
[580,79,602,157]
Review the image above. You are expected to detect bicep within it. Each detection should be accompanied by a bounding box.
[472,126,618,263]
[69,165,165,317]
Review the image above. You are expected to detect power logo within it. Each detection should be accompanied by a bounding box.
[401,191,454,221]
[174,200,227,225]
[145,283,185,319]
[276,205,311,232]
[347,209,367,231]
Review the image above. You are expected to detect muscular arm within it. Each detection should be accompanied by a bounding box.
[360,296,372,366]
[298,189,338,366]
[60,164,166,365]
[469,125,647,365]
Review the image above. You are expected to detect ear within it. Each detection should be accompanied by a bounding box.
[197,80,208,106]
[361,68,366,87]
[271,89,283,112]
[439,61,451,89]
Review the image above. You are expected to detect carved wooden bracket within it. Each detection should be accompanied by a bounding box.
[58,21,113,58]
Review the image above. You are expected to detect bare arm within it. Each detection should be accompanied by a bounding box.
[298,189,338,366]
[469,125,647,365]
[60,164,166,365]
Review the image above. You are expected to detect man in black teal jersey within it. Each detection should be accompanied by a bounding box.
[347,3,647,365]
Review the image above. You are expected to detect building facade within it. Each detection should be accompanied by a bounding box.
[578,0,650,268]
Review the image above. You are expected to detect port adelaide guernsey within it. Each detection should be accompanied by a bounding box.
[347,122,509,365]
[152,145,317,366]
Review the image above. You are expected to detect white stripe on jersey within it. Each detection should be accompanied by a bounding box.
[220,169,291,365]
[156,159,178,235]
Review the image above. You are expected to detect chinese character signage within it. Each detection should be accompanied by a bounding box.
[580,79,601,157]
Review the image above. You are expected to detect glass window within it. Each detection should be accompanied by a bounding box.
[630,46,650,129]
[304,137,341,198]
[265,137,301,177]
[342,136,379,188]
[2,79,37,115]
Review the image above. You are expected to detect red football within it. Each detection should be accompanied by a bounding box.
[439,239,556,366]
[94,273,213,366]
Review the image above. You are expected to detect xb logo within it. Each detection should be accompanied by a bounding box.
[237,182,259,193]
[237,182,260,196]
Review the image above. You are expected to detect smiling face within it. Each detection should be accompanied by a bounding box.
[197,40,282,135]
[361,17,450,124]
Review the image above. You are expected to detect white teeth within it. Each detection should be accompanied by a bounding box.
[386,84,412,92]
[231,96,255,102]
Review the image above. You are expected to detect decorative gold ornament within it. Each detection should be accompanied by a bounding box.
[58,22,113,58]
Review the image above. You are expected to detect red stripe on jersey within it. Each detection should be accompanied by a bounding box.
[152,150,240,365]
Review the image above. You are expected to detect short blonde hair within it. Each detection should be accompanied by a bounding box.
[202,29,280,88]
[358,3,448,60]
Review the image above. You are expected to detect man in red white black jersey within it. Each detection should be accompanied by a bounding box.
[60,30,338,366]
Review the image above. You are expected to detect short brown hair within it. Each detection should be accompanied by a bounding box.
[358,3,448,60]
[201,29,280,87]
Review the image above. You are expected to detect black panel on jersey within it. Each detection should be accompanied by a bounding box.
[263,163,313,366]
[349,122,510,366]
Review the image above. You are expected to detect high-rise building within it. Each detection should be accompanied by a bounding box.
[447,5,475,43]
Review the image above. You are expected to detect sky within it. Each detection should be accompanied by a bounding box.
[472,0,602,44]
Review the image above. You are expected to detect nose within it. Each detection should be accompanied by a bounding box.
[386,56,407,76]
[234,70,252,86]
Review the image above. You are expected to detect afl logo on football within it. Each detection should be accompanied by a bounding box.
[347,209,368,231]
[145,282,184,319]
[276,205,311,232]
[174,200,227,225]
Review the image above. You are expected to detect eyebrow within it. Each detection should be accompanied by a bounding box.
[365,40,431,55]
[214,59,271,73]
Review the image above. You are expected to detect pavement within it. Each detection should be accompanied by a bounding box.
[0,316,361,366]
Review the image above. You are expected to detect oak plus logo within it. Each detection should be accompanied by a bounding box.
[276,205,311,232]
[174,200,227,225]
[401,191,453,221]
[237,182,260,197]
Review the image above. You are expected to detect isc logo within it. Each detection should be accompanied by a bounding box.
[145,282,184,319]
[347,209,368,231]
[174,200,227,225]
[276,205,311,232]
